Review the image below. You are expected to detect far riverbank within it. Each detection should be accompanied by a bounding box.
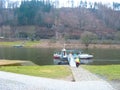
[34,40,120,49]
[0,40,120,49]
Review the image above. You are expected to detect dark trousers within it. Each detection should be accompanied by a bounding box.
[76,62,80,67]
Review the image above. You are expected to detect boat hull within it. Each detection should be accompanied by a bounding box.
[53,58,93,65]
[80,59,93,64]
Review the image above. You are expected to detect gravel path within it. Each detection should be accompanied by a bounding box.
[0,69,115,90]
[0,78,39,90]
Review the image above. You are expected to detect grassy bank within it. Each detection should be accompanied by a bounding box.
[82,65,120,80]
[0,41,39,47]
[0,65,72,79]
[0,40,120,49]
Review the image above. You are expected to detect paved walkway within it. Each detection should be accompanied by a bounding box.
[0,66,115,90]
[71,66,116,89]
[70,66,102,81]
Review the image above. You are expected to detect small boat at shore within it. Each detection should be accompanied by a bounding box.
[13,45,24,48]
[53,48,93,65]
[13,41,25,48]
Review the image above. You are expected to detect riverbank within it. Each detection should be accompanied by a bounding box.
[0,60,36,66]
[0,66,116,90]
[0,41,39,47]
[0,63,119,89]
[0,40,120,49]
[34,40,120,49]
[0,65,72,80]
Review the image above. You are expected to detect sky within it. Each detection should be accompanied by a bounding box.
[10,0,120,7]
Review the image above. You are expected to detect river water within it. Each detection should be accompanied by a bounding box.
[0,47,120,65]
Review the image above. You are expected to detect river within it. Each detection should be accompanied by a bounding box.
[0,47,120,65]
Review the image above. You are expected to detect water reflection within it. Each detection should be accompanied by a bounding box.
[0,47,54,65]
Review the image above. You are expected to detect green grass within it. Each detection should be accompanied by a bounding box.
[0,41,20,46]
[0,41,39,47]
[0,65,72,79]
[82,65,120,80]
[24,41,40,47]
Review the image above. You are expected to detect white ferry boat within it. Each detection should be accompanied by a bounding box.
[53,48,93,65]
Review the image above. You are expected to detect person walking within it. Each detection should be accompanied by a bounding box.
[75,57,80,67]
[68,52,76,67]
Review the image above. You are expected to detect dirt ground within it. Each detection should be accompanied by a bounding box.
[34,40,120,49]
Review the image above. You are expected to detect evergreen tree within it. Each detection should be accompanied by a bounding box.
[17,0,53,25]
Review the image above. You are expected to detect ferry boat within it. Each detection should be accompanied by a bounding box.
[53,48,93,65]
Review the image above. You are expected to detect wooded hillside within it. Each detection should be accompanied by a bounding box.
[0,0,120,41]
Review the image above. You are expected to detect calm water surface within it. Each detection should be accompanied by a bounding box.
[84,48,120,65]
[0,47,120,65]
[0,47,54,65]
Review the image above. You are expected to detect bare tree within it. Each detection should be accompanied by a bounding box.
[7,1,19,9]
[0,0,6,9]
[81,31,97,48]
[114,31,120,41]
